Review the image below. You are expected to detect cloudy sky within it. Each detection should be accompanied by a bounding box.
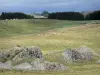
[0,0,100,13]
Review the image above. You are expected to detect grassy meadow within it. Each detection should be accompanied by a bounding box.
[0,19,100,75]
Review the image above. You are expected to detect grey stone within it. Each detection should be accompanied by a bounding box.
[8,47,25,59]
[0,46,67,71]
[0,52,9,60]
[43,61,67,71]
[62,49,82,63]
[12,46,43,64]
[62,46,93,63]
[0,47,24,62]
[5,60,12,66]
[0,62,12,70]
[62,49,73,63]
[12,60,67,71]
[75,46,93,60]
[31,59,45,70]
[13,62,32,70]
[31,60,67,71]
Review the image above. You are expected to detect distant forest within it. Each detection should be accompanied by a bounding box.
[0,10,100,20]
[0,12,34,20]
[48,10,100,20]
[48,12,84,20]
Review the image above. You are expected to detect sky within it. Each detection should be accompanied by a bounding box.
[0,0,100,13]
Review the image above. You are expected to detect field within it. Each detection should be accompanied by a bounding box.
[0,19,100,75]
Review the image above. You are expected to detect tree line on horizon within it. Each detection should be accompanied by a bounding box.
[48,12,84,20]
[0,10,100,20]
[85,10,100,20]
[48,10,100,20]
[0,12,34,20]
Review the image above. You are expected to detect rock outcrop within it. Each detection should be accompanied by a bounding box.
[12,46,43,64]
[0,46,96,71]
[75,46,93,60]
[0,47,24,62]
[62,46,93,63]
[0,60,67,71]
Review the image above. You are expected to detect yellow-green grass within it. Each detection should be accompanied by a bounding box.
[0,24,100,53]
[0,20,100,75]
[0,19,100,38]
[0,19,86,37]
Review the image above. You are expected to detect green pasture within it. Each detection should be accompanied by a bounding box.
[0,19,100,75]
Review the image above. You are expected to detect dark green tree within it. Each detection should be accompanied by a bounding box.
[85,10,100,20]
[0,12,34,20]
[48,12,84,20]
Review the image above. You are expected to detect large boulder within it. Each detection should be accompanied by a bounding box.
[0,47,24,62]
[12,46,43,64]
[62,46,93,63]
[62,49,81,63]
[75,46,93,60]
